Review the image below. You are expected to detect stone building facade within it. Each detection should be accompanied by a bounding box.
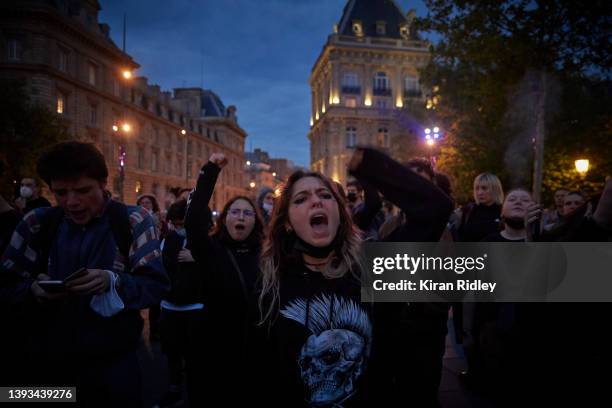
[308,0,430,185]
[0,0,247,210]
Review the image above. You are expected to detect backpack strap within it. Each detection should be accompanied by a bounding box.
[106,200,132,262]
[30,207,65,276]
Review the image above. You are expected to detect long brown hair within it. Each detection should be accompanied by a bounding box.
[210,195,264,246]
[258,170,362,323]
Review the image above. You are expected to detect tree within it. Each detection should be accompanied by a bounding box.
[416,0,612,204]
[0,80,70,199]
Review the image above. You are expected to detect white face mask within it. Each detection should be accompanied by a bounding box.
[262,202,273,213]
[20,186,33,199]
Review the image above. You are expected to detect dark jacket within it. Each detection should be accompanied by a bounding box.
[350,148,454,406]
[185,161,261,389]
[458,202,502,242]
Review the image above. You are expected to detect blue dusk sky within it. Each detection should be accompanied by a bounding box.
[99,0,429,167]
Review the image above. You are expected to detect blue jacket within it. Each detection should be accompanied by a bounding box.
[0,201,169,356]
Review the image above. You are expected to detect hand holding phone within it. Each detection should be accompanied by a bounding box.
[64,267,88,283]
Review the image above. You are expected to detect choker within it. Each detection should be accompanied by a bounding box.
[294,236,336,259]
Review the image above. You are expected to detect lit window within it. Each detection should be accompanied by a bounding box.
[135,180,142,194]
[345,97,357,108]
[346,127,357,148]
[56,92,65,114]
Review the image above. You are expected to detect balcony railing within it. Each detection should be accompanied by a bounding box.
[373,87,391,96]
[341,86,361,95]
[404,89,422,98]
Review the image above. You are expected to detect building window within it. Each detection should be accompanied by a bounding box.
[375,98,388,109]
[404,75,421,97]
[165,154,171,174]
[346,127,357,148]
[89,104,97,125]
[137,146,145,169]
[177,157,183,177]
[377,128,390,148]
[345,97,357,108]
[187,140,193,155]
[56,92,66,114]
[7,39,20,61]
[88,62,97,86]
[197,142,202,156]
[376,21,387,36]
[187,160,192,178]
[341,73,360,94]
[151,149,159,172]
[373,72,390,96]
[58,48,68,72]
[135,180,142,194]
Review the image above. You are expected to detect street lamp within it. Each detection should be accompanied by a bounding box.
[122,70,132,80]
[113,123,131,202]
[575,159,589,175]
[249,181,256,189]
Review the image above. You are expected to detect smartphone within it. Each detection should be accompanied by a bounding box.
[64,267,87,283]
[38,280,66,293]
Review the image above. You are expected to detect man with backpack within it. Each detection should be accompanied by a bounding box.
[0,141,169,406]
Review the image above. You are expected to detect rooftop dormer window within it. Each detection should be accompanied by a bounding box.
[352,20,363,37]
[376,21,387,36]
[399,23,410,39]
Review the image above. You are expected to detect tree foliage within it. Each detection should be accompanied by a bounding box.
[0,80,70,199]
[416,0,612,204]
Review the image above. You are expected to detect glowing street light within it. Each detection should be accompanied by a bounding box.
[272,172,277,177]
[181,129,187,135]
[424,128,431,134]
[122,123,131,133]
[122,70,132,80]
[249,181,256,189]
[426,139,435,146]
[433,127,439,133]
[246,160,251,166]
[575,159,589,175]
[112,125,119,132]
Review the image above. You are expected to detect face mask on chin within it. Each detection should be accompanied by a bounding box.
[262,202,273,214]
[347,192,357,203]
[20,186,33,199]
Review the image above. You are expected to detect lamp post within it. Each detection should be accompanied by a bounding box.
[424,126,442,168]
[575,159,589,176]
[113,122,131,202]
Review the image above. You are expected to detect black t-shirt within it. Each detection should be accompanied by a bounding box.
[483,231,525,242]
[459,203,502,242]
[255,263,374,407]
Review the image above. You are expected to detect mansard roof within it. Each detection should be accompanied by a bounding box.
[337,0,414,39]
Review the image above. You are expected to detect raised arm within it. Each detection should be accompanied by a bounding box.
[185,153,226,263]
[349,147,453,241]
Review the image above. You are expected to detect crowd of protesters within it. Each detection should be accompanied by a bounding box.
[0,141,610,407]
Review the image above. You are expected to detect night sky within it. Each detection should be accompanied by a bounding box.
[99,0,428,167]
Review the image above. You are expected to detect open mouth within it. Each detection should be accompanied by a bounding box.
[309,213,329,234]
[235,224,246,231]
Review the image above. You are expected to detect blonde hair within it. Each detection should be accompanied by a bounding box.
[473,173,504,205]
[258,171,364,325]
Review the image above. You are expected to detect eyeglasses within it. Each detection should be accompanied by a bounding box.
[228,209,256,218]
